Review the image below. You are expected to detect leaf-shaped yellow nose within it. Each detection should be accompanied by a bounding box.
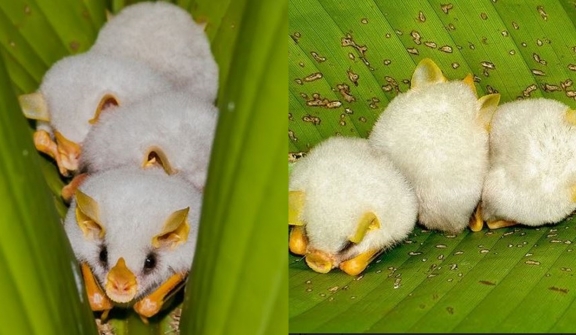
[105,257,138,303]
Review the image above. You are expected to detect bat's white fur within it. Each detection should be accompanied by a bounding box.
[39,52,173,143]
[481,98,576,225]
[369,80,488,234]
[289,137,418,263]
[80,90,218,190]
[64,167,202,301]
[91,1,219,103]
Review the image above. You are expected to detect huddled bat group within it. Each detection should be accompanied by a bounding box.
[19,2,218,322]
[289,58,576,276]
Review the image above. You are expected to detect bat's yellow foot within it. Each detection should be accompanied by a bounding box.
[289,226,308,255]
[133,272,186,321]
[33,129,60,161]
[487,219,517,230]
[468,204,484,232]
[54,131,81,175]
[61,173,88,203]
[305,250,335,274]
[32,130,81,176]
[339,248,383,276]
[81,263,113,320]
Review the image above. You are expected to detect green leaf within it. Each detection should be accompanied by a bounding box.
[0,39,98,335]
[289,0,576,332]
[180,0,287,334]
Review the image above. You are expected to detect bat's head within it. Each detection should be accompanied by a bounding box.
[289,189,384,275]
[64,167,202,304]
[18,52,172,176]
[410,58,501,131]
[80,90,218,191]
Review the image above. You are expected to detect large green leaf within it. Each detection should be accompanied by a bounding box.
[180,0,287,334]
[0,0,287,334]
[289,0,576,332]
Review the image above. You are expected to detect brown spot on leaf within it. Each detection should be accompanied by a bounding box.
[479,280,496,286]
[336,84,356,103]
[407,47,419,55]
[542,83,561,92]
[347,69,359,86]
[439,45,453,53]
[303,72,323,82]
[418,11,426,22]
[291,32,301,43]
[549,286,568,294]
[305,93,342,109]
[441,3,453,14]
[302,114,321,125]
[523,84,538,97]
[310,51,326,63]
[537,6,548,21]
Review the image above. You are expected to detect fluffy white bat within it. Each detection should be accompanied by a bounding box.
[369,58,500,234]
[91,1,219,103]
[79,90,218,193]
[479,98,576,229]
[64,167,202,320]
[289,136,418,276]
[18,52,173,177]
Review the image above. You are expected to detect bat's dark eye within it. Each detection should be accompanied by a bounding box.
[99,246,108,266]
[144,253,157,273]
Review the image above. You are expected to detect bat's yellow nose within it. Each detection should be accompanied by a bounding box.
[105,257,138,303]
[305,250,334,274]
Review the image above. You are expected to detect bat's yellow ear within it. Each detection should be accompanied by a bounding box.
[143,146,176,175]
[289,190,305,226]
[75,190,106,240]
[565,109,576,126]
[570,185,576,203]
[411,58,447,89]
[477,93,501,132]
[462,73,477,96]
[152,207,190,249]
[89,93,119,125]
[18,92,50,121]
[349,212,380,244]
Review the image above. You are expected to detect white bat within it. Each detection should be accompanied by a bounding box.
[91,1,219,103]
[289,136,418,276]
[18,52,173,177]
[78,90,218,196]
[369,58,500,234]
[64,167,202,321]
[480,98,576,229]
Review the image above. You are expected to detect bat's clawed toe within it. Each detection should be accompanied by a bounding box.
[61,173,89,203]
[487,219,517,230]
[339,248,383,276]
[133,273,186,319]
[81,263,114,315]
[305,250,335,274]
[468,203,484,232]
[289,226,308,255]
